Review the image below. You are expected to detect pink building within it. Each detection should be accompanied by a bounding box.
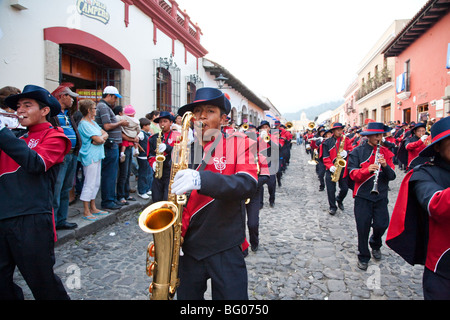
[383,0,450,123]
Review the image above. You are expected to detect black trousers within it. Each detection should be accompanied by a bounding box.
[260,174,276,206]
[317,161,326,190]
[151,171,170,202]
[177,246,248,300]
[246,187,263,249]
[353,197,389,263]
[423,267,450,300]
[0,214,69,300]
[325,170,349,210]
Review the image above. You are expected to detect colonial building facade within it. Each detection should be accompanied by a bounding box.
[1,0,271,121]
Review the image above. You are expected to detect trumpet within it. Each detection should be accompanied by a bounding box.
[0,113,24,120]
[286,122,294,131]
[307,122,315,130]
[0,113,24,129]
[241,123,249,131]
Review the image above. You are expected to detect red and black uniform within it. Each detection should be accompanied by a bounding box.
[348,142,396,264]
[0,123,71,300]
[387,157,450,299]
[405,135,429,170]
[178,132,258,300]
[147,129,181,202]
[322,135,353,212]
[258,132,279,207]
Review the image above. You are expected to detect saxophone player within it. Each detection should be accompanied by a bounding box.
[322,122,353,215]
[171,87,258,300]
[147,111,180,202]
[347,122,396,271]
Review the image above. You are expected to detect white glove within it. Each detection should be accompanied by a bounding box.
[318,137,323,142]
[158,143,167,153]
[171,169,201,195]
[330,166,337,173]
[340,150,348,158]
[0,118,5,131]
[421,135,428,142]
[382,137,386,143]
[152,162,157,171]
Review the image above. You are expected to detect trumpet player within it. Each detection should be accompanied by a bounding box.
[0,85,71,299]
[322,122,353,215]
[347,122,396,271]
[170,87,258,300]
[258,121,278,208]
[405,122,431,171]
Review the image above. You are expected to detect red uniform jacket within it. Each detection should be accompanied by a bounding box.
[147,129,181,169]
[387,159,450,279]
[0,123,71,240]
[405,135,427,168]
[181,132,258,260]
[322,135,353,178]
[348,143,395,201]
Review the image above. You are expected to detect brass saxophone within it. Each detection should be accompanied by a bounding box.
[138,111,194,300]
[331,135,347,183]
[154,128,166,179]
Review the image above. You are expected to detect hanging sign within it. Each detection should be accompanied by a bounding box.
[76,0,110,25]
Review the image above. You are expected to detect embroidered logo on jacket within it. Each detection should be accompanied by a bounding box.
[28,139,39,149]
[213,156,226,172]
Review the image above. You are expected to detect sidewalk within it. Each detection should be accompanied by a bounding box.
[55,174,152,247]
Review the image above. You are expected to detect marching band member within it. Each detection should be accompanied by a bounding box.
[405,122,431,171]
[387,116,450,300]
[258,120,278,208]
[170,87,258,300]
[316,128,332,191]
[0,85,71,299]
[347,122,396,270]
[322,122,354,215]
[147,111,181,202]
[244,124,270,254]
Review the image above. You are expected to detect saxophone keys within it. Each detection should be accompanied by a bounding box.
[147,242,155,257]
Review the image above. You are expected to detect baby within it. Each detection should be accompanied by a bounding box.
[116,105,141,162]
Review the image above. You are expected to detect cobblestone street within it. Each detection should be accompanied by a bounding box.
[16,144,424,300]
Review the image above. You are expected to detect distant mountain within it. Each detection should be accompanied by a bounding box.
[283,100,344,121]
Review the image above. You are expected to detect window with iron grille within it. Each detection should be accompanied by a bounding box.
[185,74,204,104]
[153,56,180,113]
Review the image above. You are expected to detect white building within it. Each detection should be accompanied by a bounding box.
[1,0,271,121]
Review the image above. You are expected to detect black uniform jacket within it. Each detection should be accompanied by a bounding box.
[348,143,396,202]
[387,158,450,279]
[181,132,258,260]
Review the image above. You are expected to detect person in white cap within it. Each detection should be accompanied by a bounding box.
[95,86,129,210]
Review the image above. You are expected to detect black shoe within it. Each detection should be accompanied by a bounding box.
[328,209,337,215]
[357,260,368,271]
[102,204,122,210]
[372,249,382,260]
[270,202,275,208]
[319,187,325,191]
[116,199,129,206]
[337,201,344,210]
[126,196,137,201]
[251,245,258,252]
[56,222,78,230]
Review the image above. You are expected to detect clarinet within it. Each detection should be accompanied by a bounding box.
[371,143,381,195]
